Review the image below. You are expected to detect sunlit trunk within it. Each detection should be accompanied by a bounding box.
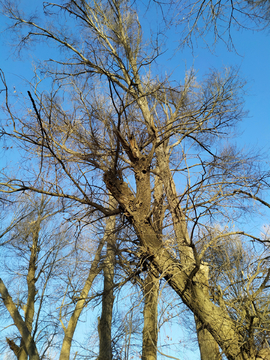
[0,278,40,360]
[142,271,159,360]
[194,263,221,360]
[59,240,104,360]
[97,197,117,360]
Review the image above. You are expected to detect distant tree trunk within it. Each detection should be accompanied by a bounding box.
[59,239,104,360]
[97,197,117,360]
[142,271,159,360]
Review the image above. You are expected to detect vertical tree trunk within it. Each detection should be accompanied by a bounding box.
[97,197,117,360]
[142,271,159,360]
[5,211,42,360]
[17,217,42,360]
[194,263,221,360]
[18,341,28,360]
[155,148,222,359]
[59,239,104,360]
[195,317,222,360]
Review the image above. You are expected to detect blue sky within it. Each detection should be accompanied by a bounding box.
[1,5,269,148]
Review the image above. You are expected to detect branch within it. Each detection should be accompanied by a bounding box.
[233,189,270,209]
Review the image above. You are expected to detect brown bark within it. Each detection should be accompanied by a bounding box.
[194,264,221,360]
[97,197,117,360]
[104,159,248,360]
[142,271,159,360]
[6,337,21,357]
[195,318,222,360]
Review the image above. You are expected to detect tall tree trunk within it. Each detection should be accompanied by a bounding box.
[17,217,42,360]
[155,146,222,360]
[59,239,104,360]
[4,211,42,360]
[97,197,117,360]
[104,166,250,360]
[142,271,159,360]
[194,264,221,360]
[195,318,222,360]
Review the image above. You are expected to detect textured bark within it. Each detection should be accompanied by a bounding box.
[142,271,159,360]
[97,197,117,360]
[155,146,195,268]
[195,320,222,360]
[0,278,40,360]
[104,160,249,360]
[17,341,27,360]
[194,263,222,360]
[6,337,21,358]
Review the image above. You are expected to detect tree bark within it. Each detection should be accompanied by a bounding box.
[16,217,42,360]
[0,278,40,360]
[142,271,159,360]
[97,197,117,360]
[195,318,222,360]
[104,163,249,360]
[59,239,104,360]
[194,264,221,360]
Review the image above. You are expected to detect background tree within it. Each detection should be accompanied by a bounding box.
[149,0,270,49]
[202,230,270,358]
[0,195,70,359]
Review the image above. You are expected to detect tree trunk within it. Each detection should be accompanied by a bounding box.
[194,263,221,360]
[155,146,221,359]
[97,198,117,360]
[195,316,222,360]
[142,271,159,360]
[16,217,42,360]
[59,239,104,360]
[0,278,40,360]
[104,166,249,360]
[1,212,42,360]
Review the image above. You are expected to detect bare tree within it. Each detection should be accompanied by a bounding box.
[148,0,270,49]
[0,1,270,359]
[202,230,270,359]
[0,193,117,360]
[0,195,68,360]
